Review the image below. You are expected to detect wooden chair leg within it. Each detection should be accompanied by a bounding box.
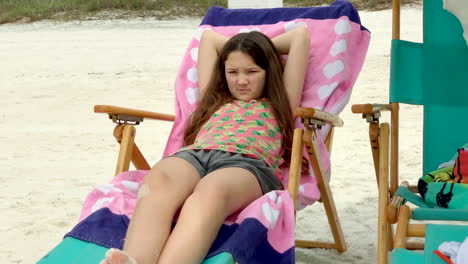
[131,144,150,170]
[114,125,136,176]
[377,123,390,264]
[407,224,425,237]
[390,103,399,196]
[394,204,410,249]
[387,222,394,251]
[303,128,346,252]
[369,122,380,185]
[318,180,346,252]
[288,129,304,211]
[406,241,424,250]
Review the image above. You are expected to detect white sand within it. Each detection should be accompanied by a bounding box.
[0,6,423,264]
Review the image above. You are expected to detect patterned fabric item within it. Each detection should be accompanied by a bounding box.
[454,148,468,183]
[68,170,295,263]
[178,100,283,174]
[417,147,468,209]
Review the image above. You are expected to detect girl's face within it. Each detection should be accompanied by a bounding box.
[225,51,266,102]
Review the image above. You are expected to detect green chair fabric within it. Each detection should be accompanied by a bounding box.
[389,0,468,174]
[424,224,468,264]
[389,40,423,105]
[37,237,107,264]
[390,224,468,264]
[390,248,424,264]
[37,237,235,264]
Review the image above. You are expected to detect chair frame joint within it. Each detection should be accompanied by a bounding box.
[109,114,144,125]
[362,112,381,123]
[302,117,325,130]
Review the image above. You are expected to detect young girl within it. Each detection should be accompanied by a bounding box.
[101,26,310,264]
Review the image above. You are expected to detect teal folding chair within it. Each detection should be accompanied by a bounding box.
[352,0,468,263]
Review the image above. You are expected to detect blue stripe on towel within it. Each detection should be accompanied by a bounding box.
[64,208,129,249]
[201,0,367,31]
[207,218,294,263]
[65,209,294,263]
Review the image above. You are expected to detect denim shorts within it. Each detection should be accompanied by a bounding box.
[169,149,282,194]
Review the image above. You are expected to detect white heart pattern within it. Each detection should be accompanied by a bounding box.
[96,184,123,195]
[323,60,344,79]
[121,181,139,194]
[330,39,347,56]
[266,191,283,204]
[92,197,115,213]
[299,185,305,193]
[239,27,261,33]
[284,21,308,32]
[190,48,198,62]
[335,19,351,35]
[261,202,280,229]
[318,82,339,100]
[266,191,277,200]
[186,67,198,83]
[185,87,200,105]
[277,196,283,204]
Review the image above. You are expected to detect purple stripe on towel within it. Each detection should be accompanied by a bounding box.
[65,208,294,263]
[65,208,129,249]
[201,0,367,31]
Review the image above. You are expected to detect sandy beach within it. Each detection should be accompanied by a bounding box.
[0,6,424,264]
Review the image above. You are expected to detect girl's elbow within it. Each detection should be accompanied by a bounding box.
[200,29,213,42]
[290,27,310,48]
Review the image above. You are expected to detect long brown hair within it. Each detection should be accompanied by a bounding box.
[184,31,294,162]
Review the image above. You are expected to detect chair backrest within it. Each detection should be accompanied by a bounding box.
[389,0,468,174]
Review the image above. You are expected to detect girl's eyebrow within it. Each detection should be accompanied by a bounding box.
[225,65,261,70]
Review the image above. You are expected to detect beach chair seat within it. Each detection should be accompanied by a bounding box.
[352,0,468,263]
[37,1,370,263]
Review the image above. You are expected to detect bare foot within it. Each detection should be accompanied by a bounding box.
[99,248,138,264]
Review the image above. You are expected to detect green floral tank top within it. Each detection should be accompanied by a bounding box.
[179,99,284,174]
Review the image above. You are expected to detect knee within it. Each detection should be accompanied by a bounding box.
[139,167,175,198]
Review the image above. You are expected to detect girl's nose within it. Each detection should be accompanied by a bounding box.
[238,75,248,86]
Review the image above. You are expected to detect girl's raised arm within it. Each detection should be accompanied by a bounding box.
[198,30,229,99]
[272,27,310,113]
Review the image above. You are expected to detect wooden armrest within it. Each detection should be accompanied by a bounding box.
[351,103,392,114]
[94,105,175,122]
[294,107,343,127]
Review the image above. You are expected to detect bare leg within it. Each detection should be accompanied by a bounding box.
[101,157,200,264]
[157,167,263,264]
